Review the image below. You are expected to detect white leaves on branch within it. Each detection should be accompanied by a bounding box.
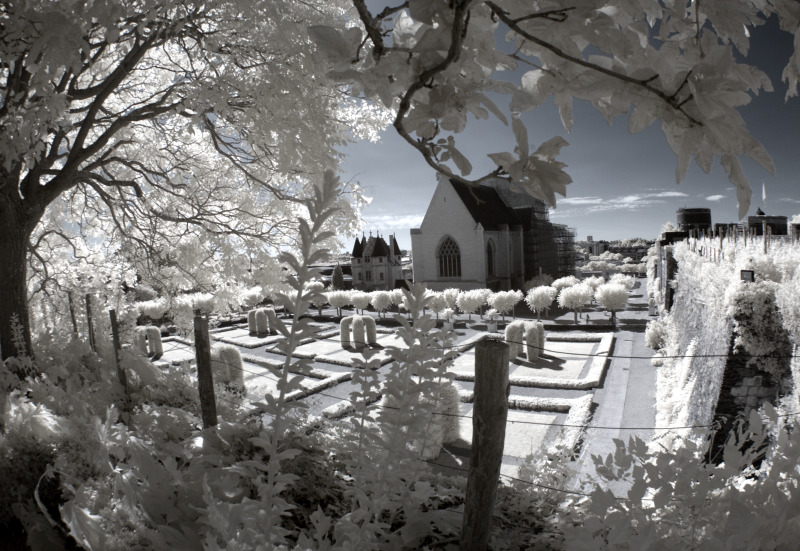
[594,283,630,313]
[525,286,557,316]
[557,284,593,311]
[315,0,800,215]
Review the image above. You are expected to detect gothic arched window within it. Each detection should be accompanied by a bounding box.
[438,237,461,278]
[486,240,495,277]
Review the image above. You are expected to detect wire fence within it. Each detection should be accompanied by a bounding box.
[133,323,799,511]
[141,324,800,434]
[167,321,800,361]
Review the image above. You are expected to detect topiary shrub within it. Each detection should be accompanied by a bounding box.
[255,308,268,335]
[247,309,257,334]
[535,321,545,351]
[340,315,377,349]
[381,379,461,460]
[352,315,366,350]
[210,343,245,394]
[133,327,148,355]
[340,317,353,347]
[525,322,541,361]
[505,320,525,358]
[365,316,377,345]
[146,326,163,356]
[265,307,278,335]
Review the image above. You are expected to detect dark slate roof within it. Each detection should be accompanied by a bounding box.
[372,237,390,257]
[449,179,524,230]
[351,237,363,257]
[362,235,390,257]
[392,237,402,256]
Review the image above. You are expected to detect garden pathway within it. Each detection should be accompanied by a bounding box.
[152,280,656,488]
[567,279,658,494]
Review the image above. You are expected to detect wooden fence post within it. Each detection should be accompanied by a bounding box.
[85,294,96,352]
[109,310,130,408]
[460,338,510,551]
[194,314,217,429]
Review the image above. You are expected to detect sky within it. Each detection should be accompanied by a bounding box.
[339,16,800,251]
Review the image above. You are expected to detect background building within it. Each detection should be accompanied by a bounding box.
[676,208,712,234]
[350,232,406,291]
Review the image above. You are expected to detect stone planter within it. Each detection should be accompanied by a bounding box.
[443,321,454,331]
[487,322,498,333]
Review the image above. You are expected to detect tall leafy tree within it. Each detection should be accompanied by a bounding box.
[0,0,380,359]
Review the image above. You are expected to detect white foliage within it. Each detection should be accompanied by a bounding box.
[326,290,351,309]
[525,286,557,317]
[552,275,580,292]
[427,292,448,317]
[390,288,405,306]
[443,288,460,309]
[136,298,169,320]
[240,287,264,309]
[488,290,522,318]
[609,273,636,290]
[524,274,554,290]
[350,292,372,312]
[370,291,392,315]
[595,283,629,313]
[557,284,592,311]
[174,293,216,316]
[456,290,485,318]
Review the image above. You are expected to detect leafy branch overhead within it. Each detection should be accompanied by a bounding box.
[313,0,800,216]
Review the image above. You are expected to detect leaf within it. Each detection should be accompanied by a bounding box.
[487,151,516,169]
[554,91,574,132]
[628,103,657,134]
[446,136,472,175]
[721,154,752,218]
[744,137,776,175]
[409,0,440,24]
[533,136,570,160]
[60,502,107,551]
[307,26,356,63]
[512,114,529,156]
[478,93,508,125]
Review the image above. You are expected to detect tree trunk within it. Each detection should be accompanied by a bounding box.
[0,207,35,360]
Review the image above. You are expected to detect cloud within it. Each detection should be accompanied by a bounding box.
[550,189,693,219]
[647,191,690,198]
[554,189,690,214]
[361,213,425,232]
[559,196,602,206]
[705,194,727,202]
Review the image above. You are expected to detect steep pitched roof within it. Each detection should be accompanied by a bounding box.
[392,236,402,256]
[362,235,390,257]
[372,237,390,257]
[351,237,363,257]
[449,179,523,230]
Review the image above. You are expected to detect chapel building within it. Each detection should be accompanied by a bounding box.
[410,175,575,291]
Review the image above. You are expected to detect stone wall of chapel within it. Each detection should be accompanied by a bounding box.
[412,180,485,290]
